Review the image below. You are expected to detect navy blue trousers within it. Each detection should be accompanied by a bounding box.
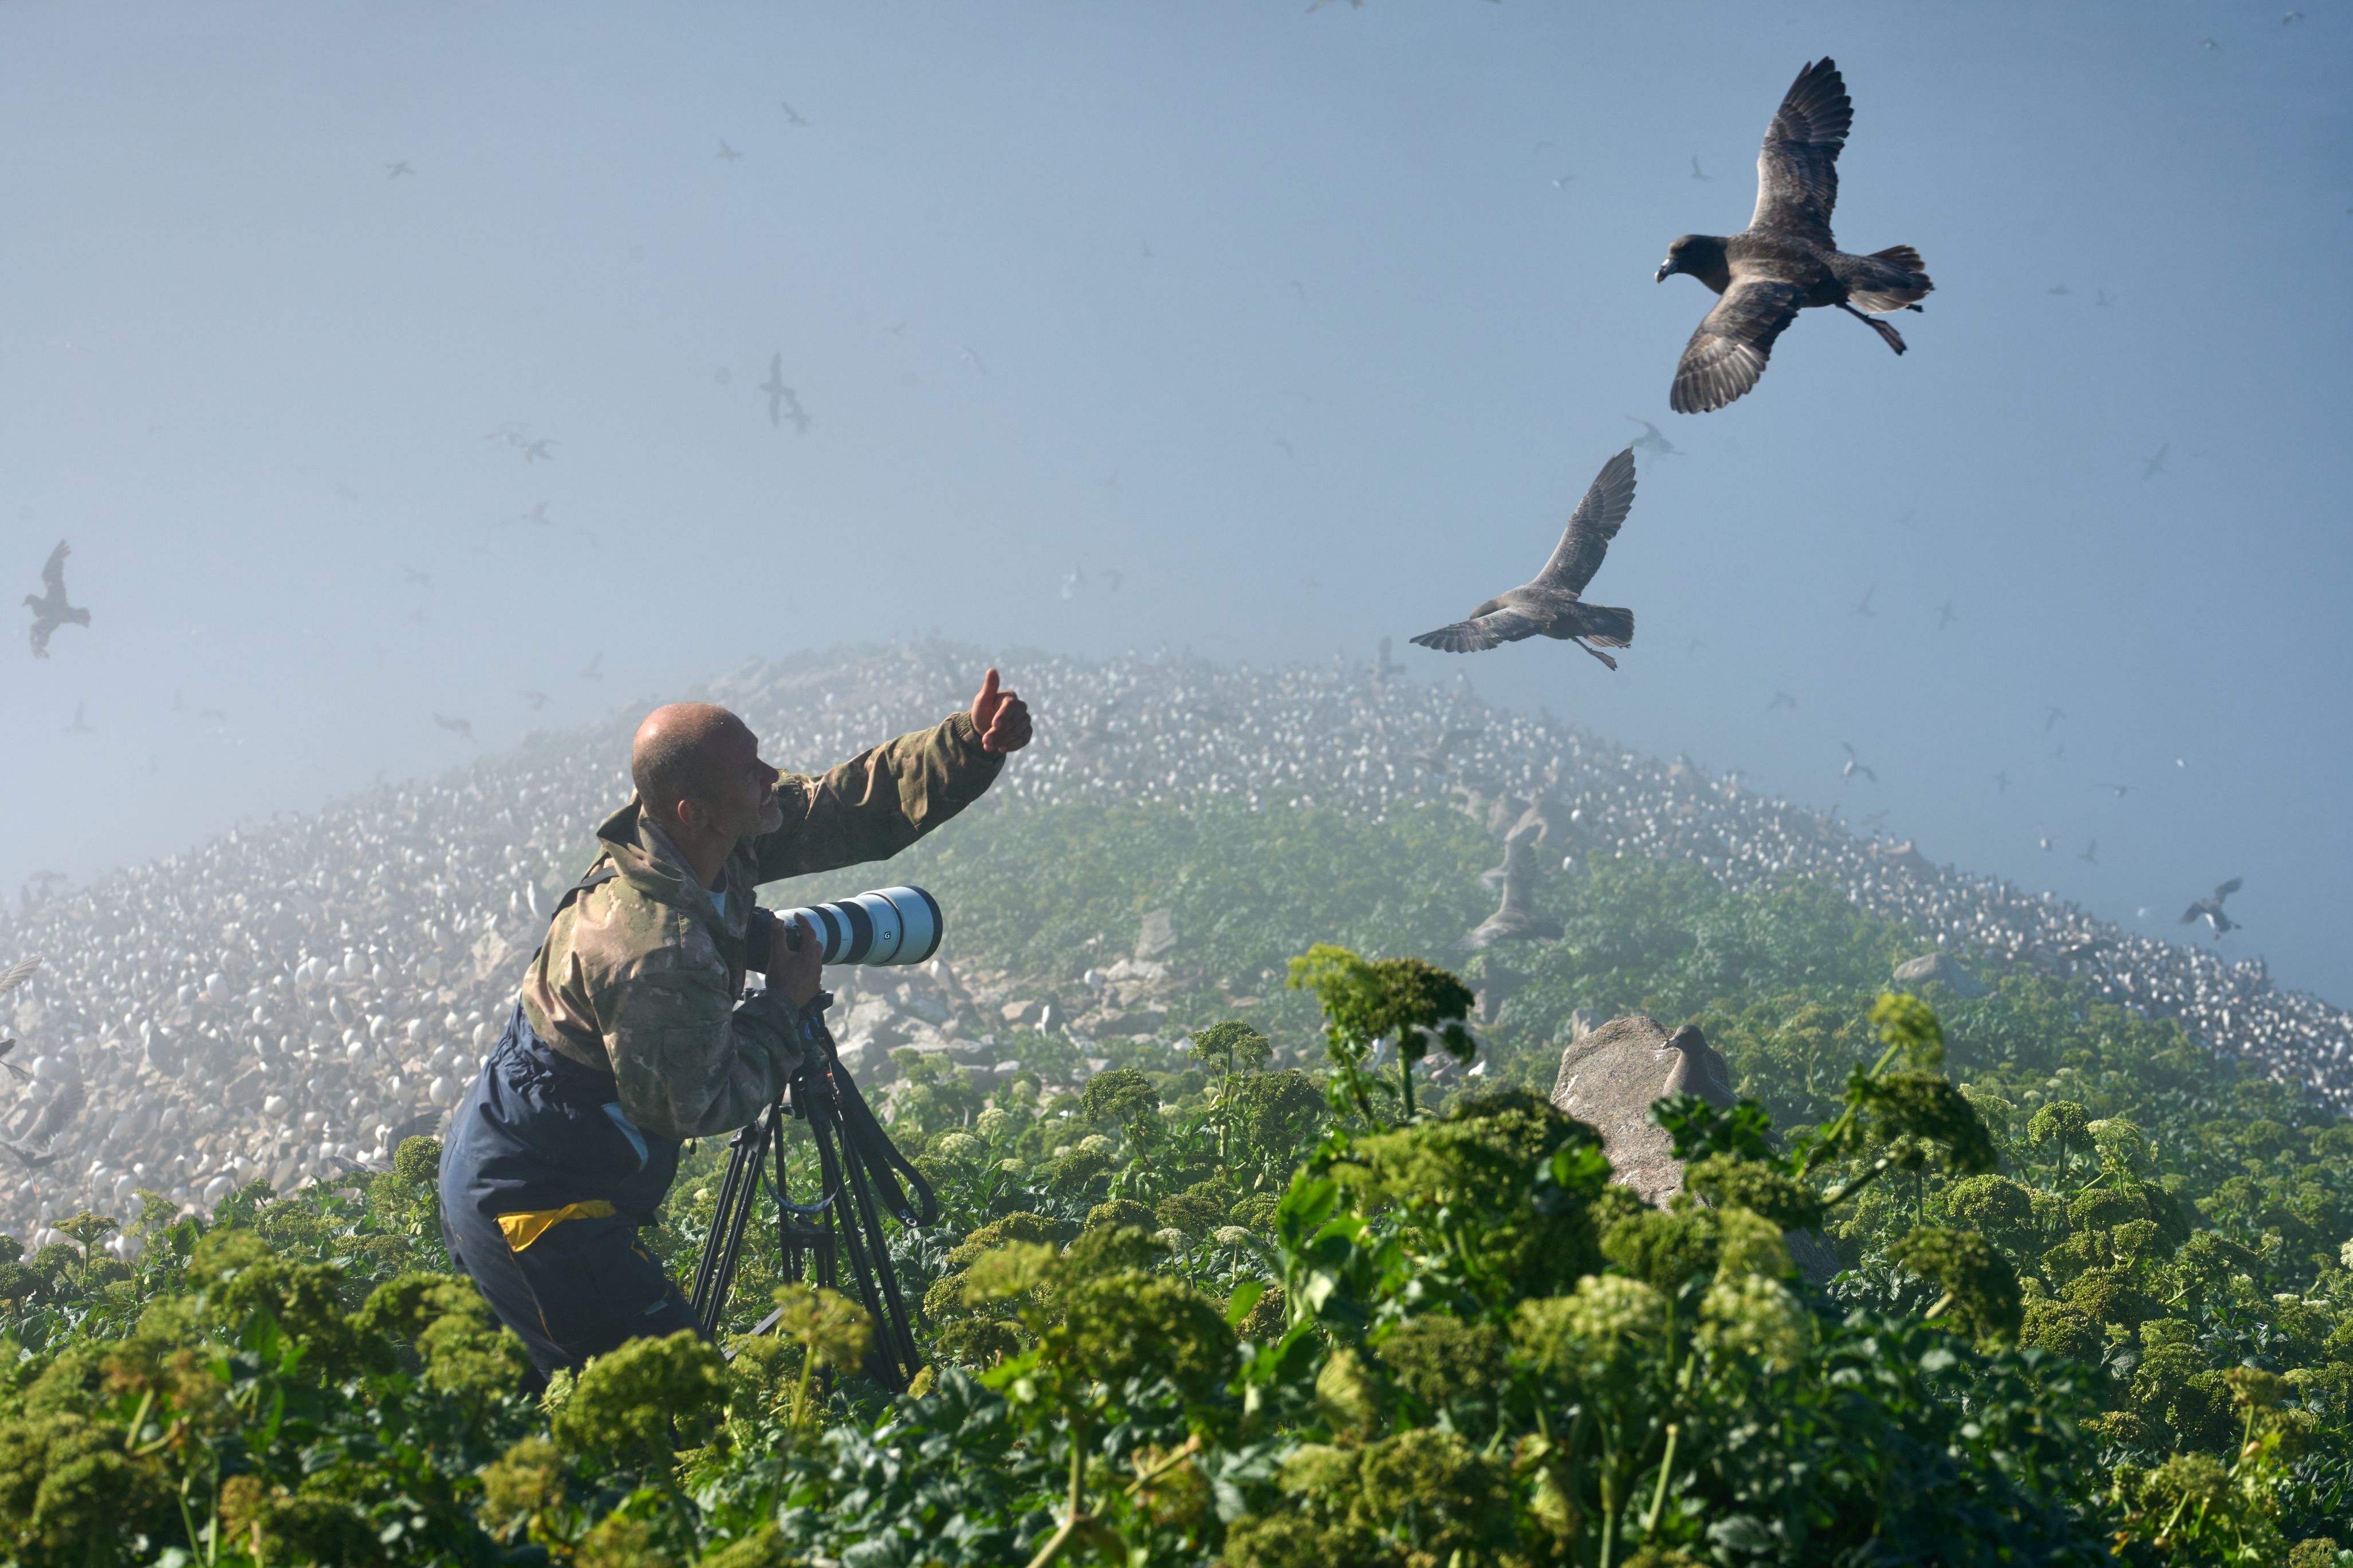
[438,1003,705,1381]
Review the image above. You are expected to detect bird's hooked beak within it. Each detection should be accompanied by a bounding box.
[1654,259,1675,283]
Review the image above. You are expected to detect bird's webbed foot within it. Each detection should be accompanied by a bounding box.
[1575,640,1619,671]
[1837,301,1908,354]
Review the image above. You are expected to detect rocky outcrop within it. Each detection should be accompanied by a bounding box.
[1550,1015,1733,1205]
[1551,1013,1838,1282]
[1891,950,1988,999]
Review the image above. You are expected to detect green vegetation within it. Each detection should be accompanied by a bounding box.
[5,801,2353,1564]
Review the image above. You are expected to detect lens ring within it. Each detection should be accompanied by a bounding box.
[833,897,874,963]
[894,887,944,964]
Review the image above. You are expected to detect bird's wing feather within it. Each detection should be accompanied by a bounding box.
[0,957,37,996]
[1410,605,1547,653]
[2216,877,2244,900]
[1535,447,1638,592]
[1750,57,1851,242]
[40,542,68,597]
[2178,904,2203,924]
[1670,277,1804,414]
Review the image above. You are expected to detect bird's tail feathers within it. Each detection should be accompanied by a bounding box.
[1852,246,1933,312]
[1576,605,1634,647]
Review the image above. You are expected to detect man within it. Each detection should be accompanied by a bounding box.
[439,669,1030,1379]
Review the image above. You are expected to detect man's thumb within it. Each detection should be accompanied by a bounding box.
[976,667,1000,710]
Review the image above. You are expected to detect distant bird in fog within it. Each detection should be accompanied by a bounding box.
[1464,821,1561,950]
[1407,726,1485,771]
[2039,835,2054,853]
[24,541,91,659]
[579,652,604,681]
[957,344,988,375]
[2142,443,2169,479]
[780,101,811,125]
[1690,155,1710,180]
[1852,585,1876,617]
[1656,59,1933,413]
[386,161,414,179]
[1550,172,1576,191]
[432,714,475,743]
[2079,840,2099,866]
[2048,284,2071,296]
[1686,638,1705,659]
[402,565,432,588]
[61,702,92,734]
[1060,562,1087,601]
[1410,447,1638,669]
[486,430,555,463]
[2198,37,2219,50]
[1272,438,1296,459]
[1288,279,1308,302]
[522,691,549,711]
[761,355,811,434]
[199,707,226,724]
[1937,601,1957,631]
[1624,417,1683,456]
[1375,637,1402,679]
[1840,742,1876,783]
[1994,769,2010,793]
[2096,289,2114,308]
[519,501,552,527]
[2045,706,2066,731]
[2181,877,2243,936]
[718,141,743,161]
[2100,782,2134,799]
[1768,691,1797,711]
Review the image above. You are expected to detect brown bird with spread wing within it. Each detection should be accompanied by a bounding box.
[23,542,90,658]
[1655,58,1933,413]
[1410,447,1638,669]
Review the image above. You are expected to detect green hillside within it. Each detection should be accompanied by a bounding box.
[3,799,2350,1566]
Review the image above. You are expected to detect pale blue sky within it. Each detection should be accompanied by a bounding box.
[3,3,2348,995]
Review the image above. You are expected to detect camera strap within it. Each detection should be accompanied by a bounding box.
[823,1041,939,1227]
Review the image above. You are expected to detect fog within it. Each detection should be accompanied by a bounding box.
[5,1,2349,1004]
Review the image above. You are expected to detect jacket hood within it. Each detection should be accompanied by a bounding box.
[592,798,730,932]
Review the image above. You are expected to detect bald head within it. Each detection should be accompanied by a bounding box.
[632,703,750,826]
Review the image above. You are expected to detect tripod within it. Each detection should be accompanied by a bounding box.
[687,992,938,1392]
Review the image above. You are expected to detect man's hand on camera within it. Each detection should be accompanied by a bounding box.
[774,912,824,1010]
[970,668,1033,754]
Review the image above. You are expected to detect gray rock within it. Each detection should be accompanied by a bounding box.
[1891,951,1988,999]
[1135,909,1178,962]
[1550,1015,1733,1205]
[1550,1014,1837,1283]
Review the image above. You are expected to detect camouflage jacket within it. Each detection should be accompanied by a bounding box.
[519,711,1002,1138]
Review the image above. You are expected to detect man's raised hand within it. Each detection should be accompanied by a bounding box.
[969,667,1033,754]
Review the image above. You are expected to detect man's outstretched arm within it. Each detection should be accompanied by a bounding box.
[751,667,1030,883]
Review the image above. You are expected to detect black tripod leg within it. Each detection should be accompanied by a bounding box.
[810,1099,904,1390]
[840,1127,923,1385]
[773,1117,804,1285]
[691,1103,780,1336]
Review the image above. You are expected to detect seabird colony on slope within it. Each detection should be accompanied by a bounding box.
[0,644,2335,1256]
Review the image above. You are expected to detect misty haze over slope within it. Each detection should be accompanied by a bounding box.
[3,3,2349,1003]
[0,644,2333,1255]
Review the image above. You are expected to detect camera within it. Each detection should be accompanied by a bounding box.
[747,885,943,970]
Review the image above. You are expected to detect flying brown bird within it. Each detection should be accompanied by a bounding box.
[1410,447,1638,668]
[2180,877,2243,937]
[24,542,90,659]
[1655,59,1933,413]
